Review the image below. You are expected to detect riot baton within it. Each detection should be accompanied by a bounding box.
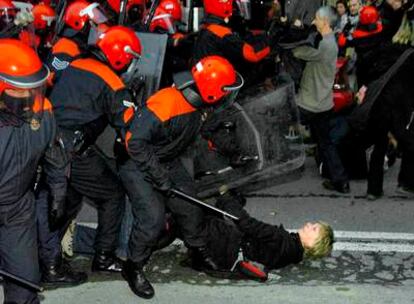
[170,189,239,221]
[0,269,43,292]
[118,0,128,25]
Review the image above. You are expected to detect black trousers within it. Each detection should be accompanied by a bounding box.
[0,192,40,304]
[119,158,207,266]
[65,148,125,253]
[37,147,125,266]
[299,108,348,183]
[399,148,414,189]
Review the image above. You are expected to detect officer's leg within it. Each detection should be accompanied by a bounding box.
[367,132,388,198]
[167,159,207,247]
[0,195,40,304]
[398,148,414,191]
[91,192,126,273]
[70,149,126,272]
[36,189,61,269]
[38,184,87,288]
[118,159,165,299]
[167,158,217,271]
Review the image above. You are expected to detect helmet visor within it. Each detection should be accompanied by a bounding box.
[79,2,108,25]
[87,22,107,45]
[152,13,176,34]
[120,57,140,83]
[0,85,46,122]
[216,72,244,111]
[236,0,251,20]
[19,24,38,50]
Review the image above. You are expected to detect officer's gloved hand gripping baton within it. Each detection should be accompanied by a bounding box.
[170,189,239,221]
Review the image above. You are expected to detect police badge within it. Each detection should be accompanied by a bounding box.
[30,117,41,131]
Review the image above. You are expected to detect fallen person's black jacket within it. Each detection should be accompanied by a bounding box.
[204,204,304,270]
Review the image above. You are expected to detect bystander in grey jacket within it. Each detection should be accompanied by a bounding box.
[292,32,338,113]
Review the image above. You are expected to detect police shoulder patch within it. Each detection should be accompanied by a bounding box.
[51,57,70,71]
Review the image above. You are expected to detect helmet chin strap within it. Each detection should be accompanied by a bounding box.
[172,71,204,108]
[181,86,203,108]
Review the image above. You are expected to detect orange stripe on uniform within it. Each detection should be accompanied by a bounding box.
[33,97,52,114]
[71,58,125,91]
[123,107,135,124]
[242,44,270,62]
[146,87,196,123]
[43,98,53,112]
[125,131,132,150]
[207,24,232,38]
[52,37,81,57]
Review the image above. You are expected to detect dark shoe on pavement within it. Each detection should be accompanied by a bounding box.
[41,260,88,288]
[366,192,383,201]
[395,185,414,198]
[92,250,123,273]
[322,180,350,194]
[122,260,154,299]
[190,246,219,272]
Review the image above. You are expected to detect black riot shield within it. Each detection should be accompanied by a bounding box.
[194,80,305,197]
[94,32,167,159]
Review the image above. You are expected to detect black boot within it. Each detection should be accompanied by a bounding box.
[122,260,154,299]
[322,180,350,194]
[91,250,123,273]
[191,246,219,272]
[41,259,88,288]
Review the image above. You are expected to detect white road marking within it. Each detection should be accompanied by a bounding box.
[333,231,414,241]
[334,242,414,253]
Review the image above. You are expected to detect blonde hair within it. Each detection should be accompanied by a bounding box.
[304,221,334,259]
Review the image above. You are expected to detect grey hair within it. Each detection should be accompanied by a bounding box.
[316,6,338,29]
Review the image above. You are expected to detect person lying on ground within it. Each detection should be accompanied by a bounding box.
[183,191,334,281]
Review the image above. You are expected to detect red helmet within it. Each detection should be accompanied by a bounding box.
[159,0,182,22]
[203,0,233,19]
[359,6,379,26]
[0,39,49,120]
[0,0,17,27]
[32,3,56,30]
[191,56,243,104]
[96,25,142,71]
[64,0,108,31]
[150,7,176,34]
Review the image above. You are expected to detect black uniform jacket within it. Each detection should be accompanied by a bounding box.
[0,99,67,207]
[125,87,203,185]
[49,57,134,132]
[193,15,270,68]
[206,210,304,270]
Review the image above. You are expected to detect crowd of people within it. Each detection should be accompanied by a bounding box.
[0,0,412,303]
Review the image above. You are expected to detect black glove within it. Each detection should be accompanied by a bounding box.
[49,194,66,230]
[154,178,174,197]
[114,137,130,165]
[216,191,247,219]
[72,116,108,156]
[128,75,146,100]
